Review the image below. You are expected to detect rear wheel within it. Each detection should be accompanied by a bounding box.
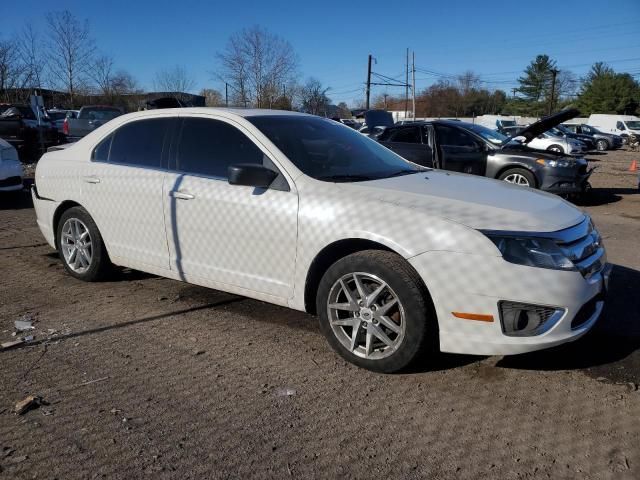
[56,206,113,281]
[595,139,609,151]
[316,250,436,373]
[498,168,536,188]
[547,144,564,153]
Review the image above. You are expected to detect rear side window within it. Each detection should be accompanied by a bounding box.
[388,127,421,143]
[92,135,113,162]
[176,118,263,178]
[107,118,169,168]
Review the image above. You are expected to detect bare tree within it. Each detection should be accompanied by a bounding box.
[200,88,224,107]
[91,54,114,97]
[216,25,298,108]
[110,70,137,96]
[0,39,25,100]
[299,77,331,116]
[46,10,95,106]
[17,24,46,90]
[153,65,195,95]
[457,70,481,95]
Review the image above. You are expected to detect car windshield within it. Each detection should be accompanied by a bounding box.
[464,123,509,145]
[247,115,424,182]
[79,108,121,120]
[626,121,640,129]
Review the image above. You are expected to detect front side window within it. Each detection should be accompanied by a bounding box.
[435,125,480,148]
[108,118,169,168]
[616,121,625,130]
[247,115,422,182]
[176,118,264,178]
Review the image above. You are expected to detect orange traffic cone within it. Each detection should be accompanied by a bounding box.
[630,160,638,172]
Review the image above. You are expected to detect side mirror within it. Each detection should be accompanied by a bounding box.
[228,164,278,188]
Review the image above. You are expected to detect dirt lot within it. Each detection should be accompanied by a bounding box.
[1,149,639,479]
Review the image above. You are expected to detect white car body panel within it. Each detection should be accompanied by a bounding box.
[0,139,23,192]
[32,108,608,357]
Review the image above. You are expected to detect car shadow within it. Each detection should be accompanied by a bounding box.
[496,264,640,384]
[0,187,33,210]
[572,187,638,207]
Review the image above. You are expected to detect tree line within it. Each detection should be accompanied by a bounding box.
[376,55,639,118]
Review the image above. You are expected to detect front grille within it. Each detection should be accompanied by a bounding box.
[555,219,605,279]
[0,176,22,187]
[571,293,603,329]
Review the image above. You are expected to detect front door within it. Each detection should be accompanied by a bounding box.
[163,116,298,300]
[382,126,433,167]
[434,124,487,176]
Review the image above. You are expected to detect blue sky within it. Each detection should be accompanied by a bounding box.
[3,0,640,106]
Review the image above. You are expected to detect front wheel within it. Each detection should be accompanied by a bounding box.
[316,250,436,373]
[547,145,564,153]
[498,168,536,188]
[595,139,609,151]
[56,206,113,281]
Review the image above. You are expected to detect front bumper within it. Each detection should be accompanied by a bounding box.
[538,165,593,194]
[409,250,609,356]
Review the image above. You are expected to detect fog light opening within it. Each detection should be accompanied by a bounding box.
[499,301,565,337]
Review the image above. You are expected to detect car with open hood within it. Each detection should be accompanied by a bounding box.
[378,109,593,194]
[31,108,609,373]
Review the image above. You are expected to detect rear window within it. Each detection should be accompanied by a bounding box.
[79,107,122,121]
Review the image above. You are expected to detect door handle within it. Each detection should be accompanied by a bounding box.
[169,190,195,200]
[83,176,100,184]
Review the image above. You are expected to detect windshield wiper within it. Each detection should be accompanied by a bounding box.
[317,174,374,182]
[385,169,425,178]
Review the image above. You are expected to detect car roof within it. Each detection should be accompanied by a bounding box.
[107,107,312,123]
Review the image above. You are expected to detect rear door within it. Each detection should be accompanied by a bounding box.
[379,126,433,167]
[80,117,172,270]
[433,124,487,176]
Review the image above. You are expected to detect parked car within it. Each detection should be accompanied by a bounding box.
[549,126,595,151]
[563,123,622,151]
[0,104,59,160]
[377,109,593,194]
[0,138,23,193]
[64,105,123,142]
[526,130,586,154]
[32,108,609,372]
[588,114,640,144]
[47,109,78,132]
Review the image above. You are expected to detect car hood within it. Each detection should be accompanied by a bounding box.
[338,170,584,232]
[505,109,580,144]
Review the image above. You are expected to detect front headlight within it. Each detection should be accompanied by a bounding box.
[535,158,572,168]
[486,235,576,271]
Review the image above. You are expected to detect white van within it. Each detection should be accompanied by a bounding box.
[587,114,640,143]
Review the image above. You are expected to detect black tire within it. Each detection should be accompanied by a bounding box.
[56,206,113,281]
[316,250,436,373]
[595,139,609,151]
[498,168,536,188]
[546,144,564,154]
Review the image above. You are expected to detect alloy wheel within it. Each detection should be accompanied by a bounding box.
[503,173,530,186]
[327,272,406,360]
[60,218,93,274]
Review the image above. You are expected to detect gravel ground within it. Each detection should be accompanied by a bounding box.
[0,148,639,479]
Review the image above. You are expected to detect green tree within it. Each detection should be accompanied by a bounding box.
[517,55,557,115]
[577,63,640,115]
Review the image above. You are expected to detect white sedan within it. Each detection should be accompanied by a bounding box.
[526,132,585,155]
[32,108,609,372]
[0,138,23,193]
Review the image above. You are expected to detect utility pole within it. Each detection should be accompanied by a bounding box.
[404,48,409,119]
[383,93,388,109]
[366,54,372,110]
[548,68,559,115]
[512,87,517,99]
[225,83,229,107]
[411,51,416,120]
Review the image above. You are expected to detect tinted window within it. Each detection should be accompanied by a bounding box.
[616,121,625,130]
[92,134,113,162]
[108,118,168,168]
[248,115,422,182]
[389,127,421,143]
[176,118,264,178]
[435,125,479,147]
